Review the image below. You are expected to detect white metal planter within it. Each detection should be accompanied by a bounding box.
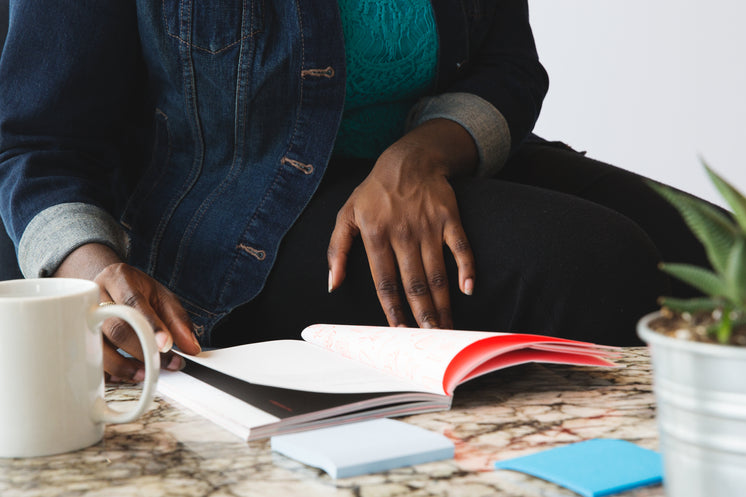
[638,311,746,497]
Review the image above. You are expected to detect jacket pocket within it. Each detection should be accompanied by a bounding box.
[162,0,264,54]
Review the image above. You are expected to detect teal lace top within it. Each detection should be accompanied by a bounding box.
[333,0,439,159]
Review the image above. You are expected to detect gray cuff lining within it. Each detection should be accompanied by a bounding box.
[18,203,129,278]
[407,92,511,176]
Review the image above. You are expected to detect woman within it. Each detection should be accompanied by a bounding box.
[0,0,707,382]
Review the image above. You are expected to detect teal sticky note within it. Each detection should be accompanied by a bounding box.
[271,418,454,479]
[494,439,662,497]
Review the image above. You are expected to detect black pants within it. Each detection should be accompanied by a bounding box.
[0,139,708,345]
[210,139,709,347]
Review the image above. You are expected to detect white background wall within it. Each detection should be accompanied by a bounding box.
[529,0,746,206]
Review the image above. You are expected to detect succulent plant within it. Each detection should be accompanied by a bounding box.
[647,162,746,343]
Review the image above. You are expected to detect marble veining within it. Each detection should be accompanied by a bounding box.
[0,348,663,496]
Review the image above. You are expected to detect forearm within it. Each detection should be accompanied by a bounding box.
[384,118,479,180]
[0,1,141,276]
[407,93,509,176]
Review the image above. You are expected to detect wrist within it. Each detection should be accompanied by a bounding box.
[53,243,124,281]
[388,118,479,178]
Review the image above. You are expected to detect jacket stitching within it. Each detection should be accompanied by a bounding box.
[162,0,261,55]
[166,31,262,55]
[166,3,207,283]
[215,0,269,303]
[172,0,256,288]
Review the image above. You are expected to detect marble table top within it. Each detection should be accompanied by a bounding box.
[1,347,663,497]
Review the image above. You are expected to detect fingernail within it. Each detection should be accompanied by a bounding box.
[156,331,173,353]
[109,376,122,384]
[191,333,202,353]
[463,278,474,296]
[132,368,145,383]
[168,355,186,371]
[328,269,334,293]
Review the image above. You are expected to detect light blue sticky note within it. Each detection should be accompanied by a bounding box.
[494,439,662,497]
[271,418,454,479]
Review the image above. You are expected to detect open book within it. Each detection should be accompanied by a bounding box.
[157,324,618,441]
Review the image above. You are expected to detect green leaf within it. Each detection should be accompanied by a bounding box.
[704,161,746,232]
[716,309,733,344]
[659,296,724,314]
[647,180,737,273]
[725,237,746,305]
[659,262,728,297]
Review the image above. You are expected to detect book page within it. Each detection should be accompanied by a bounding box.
[176,340,431,394]
[301,325,502,395]
[301,325,616,395]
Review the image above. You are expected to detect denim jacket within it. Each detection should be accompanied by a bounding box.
[0,0,548,334]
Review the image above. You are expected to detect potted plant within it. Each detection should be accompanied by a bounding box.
[637,163,746,497]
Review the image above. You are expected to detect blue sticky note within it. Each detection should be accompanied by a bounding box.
[271,418,454,479]
[494,439,662,497]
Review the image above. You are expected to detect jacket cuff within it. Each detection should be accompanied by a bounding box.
[18,203,129,278]
[407,92,511,176]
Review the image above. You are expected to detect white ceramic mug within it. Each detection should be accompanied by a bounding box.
[0,278,160,458]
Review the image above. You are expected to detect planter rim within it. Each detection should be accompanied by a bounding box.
[638,311,746,359]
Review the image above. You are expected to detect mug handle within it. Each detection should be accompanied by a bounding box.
[87,304,161,424]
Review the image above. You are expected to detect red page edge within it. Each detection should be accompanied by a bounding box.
[442,335,620,395]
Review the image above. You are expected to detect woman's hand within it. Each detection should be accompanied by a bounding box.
[327,119,478,329]
[54,243,201,382]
